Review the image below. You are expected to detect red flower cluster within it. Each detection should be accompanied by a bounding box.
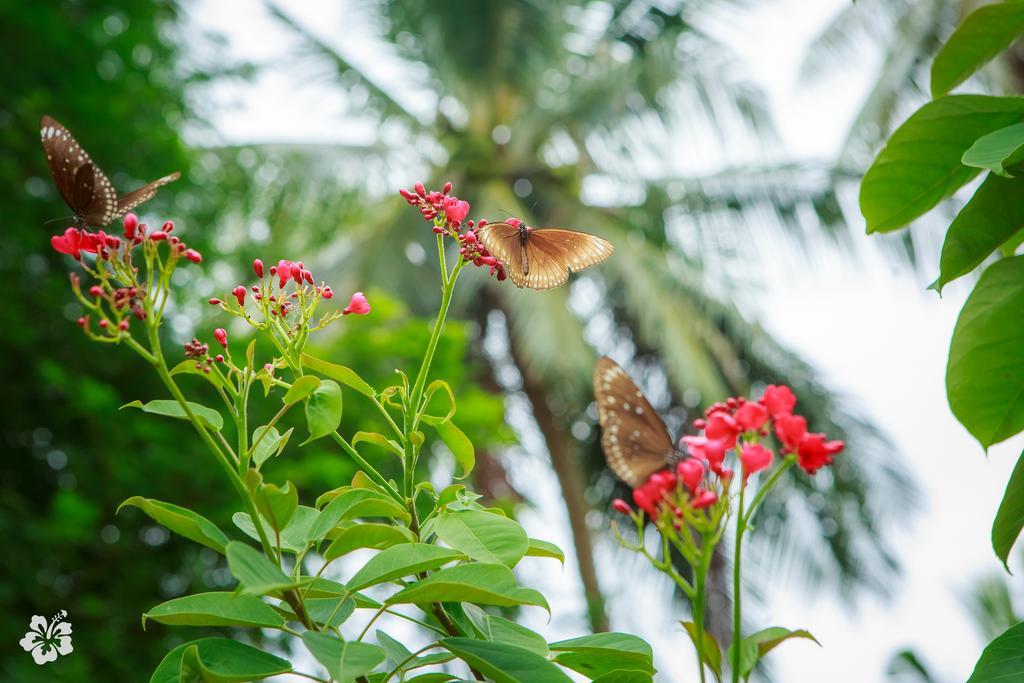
[617,457,721,520]
[51,214,203,264]
[399,182,506,281]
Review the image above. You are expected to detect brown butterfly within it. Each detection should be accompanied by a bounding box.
[40,115,180,228]
[476,218,613,289]
[594,356,682,487]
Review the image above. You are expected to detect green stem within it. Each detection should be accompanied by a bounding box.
[731,483,746,683]
[693,534,711,683]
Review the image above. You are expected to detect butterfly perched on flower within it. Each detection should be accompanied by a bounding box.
[40,115,180,228]
[475,218,613,289]
[594,356,682,487]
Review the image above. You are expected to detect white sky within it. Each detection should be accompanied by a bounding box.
[185,1,1020,681]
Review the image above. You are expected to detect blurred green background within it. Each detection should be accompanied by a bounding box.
[5,0,989,680]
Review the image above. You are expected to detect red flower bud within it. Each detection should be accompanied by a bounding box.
[89,285,103,297]
[150,231,168,242]
[76,316,87,327]
[184,249,202,263]
[414,182,426,197]
[123,213,138,239]
[443,181,452,194]
[692,489,718,510]
[462,231,477,244]
[162,220,174,233]
[263,363,275,377]
[215,354,225,363]
[322,286,334,300]
[99,319,109,329]
[118,319,129,331]
[343,291,371,315]
[214,328,228,348]
[209,298,222,305]
[254,259,264,278]
[232,285,246,305]
[611,499,632,515]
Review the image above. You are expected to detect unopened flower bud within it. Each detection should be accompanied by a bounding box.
[232,285,246,305]
[215,354,224,363]
[264,363,275,377]
[162,220,174,233]
[184,249,202,263]
[150,231,168,242]
[209,298,222,305]
[123,213,138,239]
[414,182,426,196]
[214,328,228,348]
[611,499,632,515]
[343,291,371,315]
[89,285,103,297]
[254,259,264,278]
[322,286,334,300]
[118,319,129,331]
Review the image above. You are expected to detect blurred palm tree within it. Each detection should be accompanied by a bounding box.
[229,0,920,634]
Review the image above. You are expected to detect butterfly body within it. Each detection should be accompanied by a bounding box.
[476,218,613,290]
[594,356,681,487]
[40,115,180,227]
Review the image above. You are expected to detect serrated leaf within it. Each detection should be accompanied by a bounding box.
[860,95,1024,233]
[931,1,1024,98]
[347,543,466,591]
[387,563,549,612]
[301,353,376,397]
[122,399,223,431]
[118,497,229,553]
[143,592,284,630]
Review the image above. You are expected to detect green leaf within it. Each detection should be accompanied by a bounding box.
[967,621,1024,682]
[303,379,342,444]
[251,426,292,468]
[487,616,550,658]
[149,638,291,683]
[931,1,1024,98]
[302,632,386,683]
[309,489,410,541]
[232,506,317,554]
[860,95,1024,233]
[352,431,405,458]
[376,631,454,672]
[347,543,465,591]
[301,353,376,397]
[440,638,572,683]
[963,122,1024,178]
[934,174,1024,291]
[420,379,457,424]
[121,399,224,431]
[993,451,1024,567]
[305,596,356,628]
[726,627,819,680]
[432,509,528,567]
[681,621,722,680]
[434,420,475,478]
[406,675,458,683]
[254,481,298,533]
[947,256,1024,447]
[387,563,549,611]
[525,538,565,564]
[323,523,416,560]
[549,633,655,678]
[118,497,229,553]
[589,673,653,683]
[143,592,284,629]
[283,375,321,404]
[225,541,302,595]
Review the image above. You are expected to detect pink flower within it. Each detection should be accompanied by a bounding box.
[775,413,807,453]
[705,412,740,448]
[443,197,470,224]
[214,328,228,348]
[676,459,704,493]
[691,489,718,510]
[762,384,796,418]
[254,259,264,278]
[632,487,658,517]
[343,292,371,315]
[680,435,728,474]
[51,228,94,259]
[232,285,246,306]
[735,402,768,432]
[124,213,138,239]
[797,433,844,474]
[739,443,773,482]
[183,249,202,263]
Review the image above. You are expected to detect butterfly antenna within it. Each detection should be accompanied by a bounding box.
[42,215,74,228]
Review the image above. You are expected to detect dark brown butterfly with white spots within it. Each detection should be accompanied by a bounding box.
[594,356,682,487]
[476,219,613,290]
[40,115,180,227]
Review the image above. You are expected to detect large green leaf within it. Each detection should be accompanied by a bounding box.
[301,353,376,397]
[934,174,1024,291]
[232,505,317,554]
[143,592,284,629]
[117,497,229,553]
[434,419,475,478]
[681,621,722,681]
[323,522,416,560]
[308,488,410,541]
[225,541,303,595]
[346,543,466,591]
[254,481,298,533]
[525,538,564,564]
[251,425,292,468]
[440,638,572,683]
[486,616,550,658]
[860,95,1024,233]
[283,375,320,404]
[962,122,1024,178]
[432,509,529,567]
[386,563,549,611]
[549,632,655,678]
[993,451,1024,567]
[303,379,343,444]
[302,632,386,683]
[967,621,1024,682]
[122,399,224,431]
[376,631,454,672]
[305,596,356,628]
[149,638,291,683]
[947,256,1024,447]
[725,627,818,680]
[931,1,1024,98]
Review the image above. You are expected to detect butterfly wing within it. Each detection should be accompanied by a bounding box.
[520,228,613,290]
[476,220,523,271]
[116,171,182,215]
[41,116,96,219]
[594,356,674,487]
